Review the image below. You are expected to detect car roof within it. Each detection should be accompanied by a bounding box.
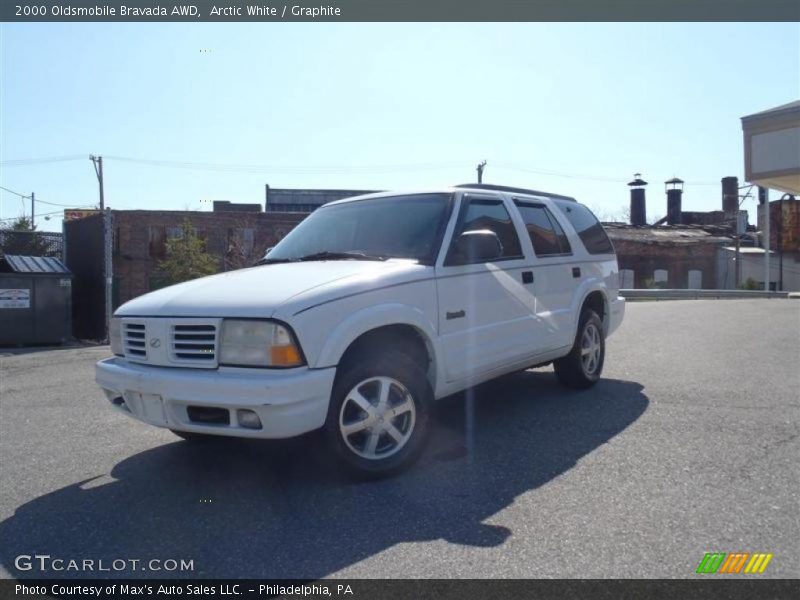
[324,185,578,207]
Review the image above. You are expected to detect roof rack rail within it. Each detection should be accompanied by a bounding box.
[454,183,577,202]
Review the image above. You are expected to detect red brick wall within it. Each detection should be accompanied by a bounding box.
[758,199,800,253]
[613,239,721,289]
[112,210,306,306]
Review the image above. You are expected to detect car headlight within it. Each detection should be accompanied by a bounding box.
[110,317,123,356]
[219,320,304,368]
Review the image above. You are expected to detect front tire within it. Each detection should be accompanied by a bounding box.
[554,309,605,389]
[325,351,432,478]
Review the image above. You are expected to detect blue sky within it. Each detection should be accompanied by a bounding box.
[1,22,798,231]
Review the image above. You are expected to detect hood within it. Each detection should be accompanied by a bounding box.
[115,260,430,318]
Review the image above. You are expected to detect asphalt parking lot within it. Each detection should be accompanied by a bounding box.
[0,299,798,579]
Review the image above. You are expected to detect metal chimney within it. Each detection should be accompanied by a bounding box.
[628,174,648,226]
[665,177,684,225]
[722,176,739,214]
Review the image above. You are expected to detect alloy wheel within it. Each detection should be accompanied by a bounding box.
[338,376,416,460]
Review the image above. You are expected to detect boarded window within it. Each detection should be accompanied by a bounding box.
[619,269,635,289]
[654,269,669,284]
[148,226,166,259]
[688,269,702,289]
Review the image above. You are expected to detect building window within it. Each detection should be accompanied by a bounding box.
[688,269,702,289]
[166,226,183,240]
[619,269,635,289]
[654,269,669,287]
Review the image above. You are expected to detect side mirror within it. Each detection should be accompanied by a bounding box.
[453,230,503,263]
[264,247,274,256]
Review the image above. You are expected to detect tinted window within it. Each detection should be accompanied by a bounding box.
[446,198,523,264]
[555,201,614,255]
[515,202,572,257]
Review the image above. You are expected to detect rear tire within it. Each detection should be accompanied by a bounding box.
[325,350,432,478]
[554,309,605,389]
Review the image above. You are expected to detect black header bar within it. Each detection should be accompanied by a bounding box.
[2,0,799,22]
[3,579,800,600]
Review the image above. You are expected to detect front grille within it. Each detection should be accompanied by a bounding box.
[170,323,218,364]
[123,322,147,358]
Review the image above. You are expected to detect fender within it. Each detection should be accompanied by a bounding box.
[569,278,609,339]
[313,303,444,388]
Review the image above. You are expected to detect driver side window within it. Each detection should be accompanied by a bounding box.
[445,197,523,265]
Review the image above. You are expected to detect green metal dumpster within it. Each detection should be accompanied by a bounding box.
[0,254,73,345]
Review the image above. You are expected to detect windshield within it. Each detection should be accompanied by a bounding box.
[264,193,452,263]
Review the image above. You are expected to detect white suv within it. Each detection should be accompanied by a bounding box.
[96,184,624,476]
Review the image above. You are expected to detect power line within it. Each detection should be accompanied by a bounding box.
[32,198,85,208]
[0,205,96,223]
[493,163,723,186]
[0,155,85,166]
[104,155,465,174]
[0,185,31,199]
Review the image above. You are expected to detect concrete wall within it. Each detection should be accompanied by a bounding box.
[717,248,800,291]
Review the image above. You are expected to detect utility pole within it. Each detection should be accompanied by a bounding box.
[734,213,741,288]
[90,154,111,340]
[760,186,770,291]
[30,192,35,228]
[476,160,487,184]
[90,155,105,210]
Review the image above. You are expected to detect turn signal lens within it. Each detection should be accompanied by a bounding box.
[270,344,302,366]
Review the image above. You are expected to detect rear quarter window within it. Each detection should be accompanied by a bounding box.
[554,201,615,255]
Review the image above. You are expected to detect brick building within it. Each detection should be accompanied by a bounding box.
[264,186,376,212]
[112,207,306,307]
[606,224,732,289]
[102,181,800,310]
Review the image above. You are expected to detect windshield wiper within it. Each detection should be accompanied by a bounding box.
[255,257,297,265]
[296,251,388,262]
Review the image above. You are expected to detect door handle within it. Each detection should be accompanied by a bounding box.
[522,271,534,284]
[572,267,581,278]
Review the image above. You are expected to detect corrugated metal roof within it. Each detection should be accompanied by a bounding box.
[3,254,71,274]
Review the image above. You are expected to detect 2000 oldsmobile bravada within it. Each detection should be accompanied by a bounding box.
[96,184,625,476]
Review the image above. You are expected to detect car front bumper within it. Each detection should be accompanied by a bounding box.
[95,357,336,439]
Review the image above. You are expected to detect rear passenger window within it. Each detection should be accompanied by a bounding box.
[446,197,523,264]
[555,201,615,255]
[514,201,572,257]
